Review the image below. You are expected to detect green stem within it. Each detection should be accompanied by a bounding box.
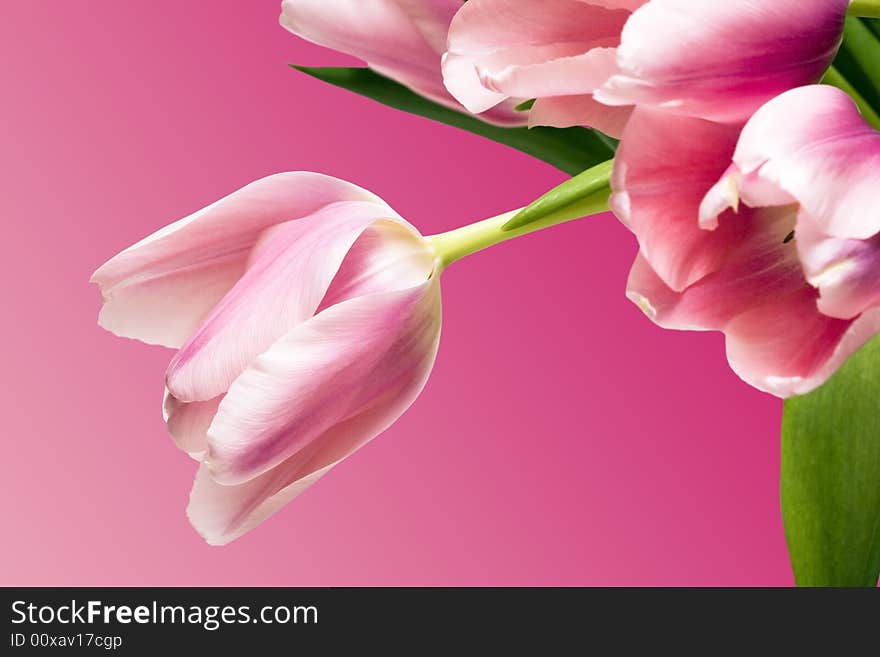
[822,65,880,130]
[849,0,880,18]
[428,187,611,268]
[429,158,614,268]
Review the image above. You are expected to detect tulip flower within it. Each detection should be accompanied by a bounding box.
[443,0,849,135]
[92,173,442,544]
[616,85,880,397]
[92,169,595,544]
[280,0,526,126]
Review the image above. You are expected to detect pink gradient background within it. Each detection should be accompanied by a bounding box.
[1,1,790,585]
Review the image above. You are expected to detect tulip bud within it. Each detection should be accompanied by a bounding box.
[93,173,442,544]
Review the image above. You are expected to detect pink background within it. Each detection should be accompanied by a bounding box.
[1,1,789,585]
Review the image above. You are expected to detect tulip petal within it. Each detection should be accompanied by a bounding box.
[440,52,509,114]
[530,95,632,136]
[595,0,849,124]
[699,164,797,230]
[91,173,384,348]
[446,0,628,52]
[626,204,873,397]
[476,46,620,101]
[187,461,334,546]
[204,276,441,486]
[611,108,743,291]
[729,86,880,240]
[443,0,629,113]
[163,391,222,460]
[165,203,414,402]
[316,219,437,311]
[795,218,880,320]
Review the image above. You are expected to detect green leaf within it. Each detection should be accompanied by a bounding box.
[503,159,613,231]
[291,66,616,176]
[831,17,880,111]
[781,334,880,587]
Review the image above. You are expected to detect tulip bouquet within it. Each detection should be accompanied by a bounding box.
[92,0,880,586]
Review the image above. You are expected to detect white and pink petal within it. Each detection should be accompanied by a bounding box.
[530,95,632,136]
[611,109,742,291]
[443,0,630,113]
[163,391,222,460]
[795,219,880,320]
[91,173,385,348]
[596,0,849,124]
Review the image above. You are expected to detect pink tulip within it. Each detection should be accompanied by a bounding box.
[280,0,526,126]
[616,86,880,397]
[443,0,848,136]
[92,173,442,544]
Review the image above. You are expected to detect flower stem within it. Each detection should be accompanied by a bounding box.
[848,0,880,18]
[822,65,880,130]
[428,185,611,268]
